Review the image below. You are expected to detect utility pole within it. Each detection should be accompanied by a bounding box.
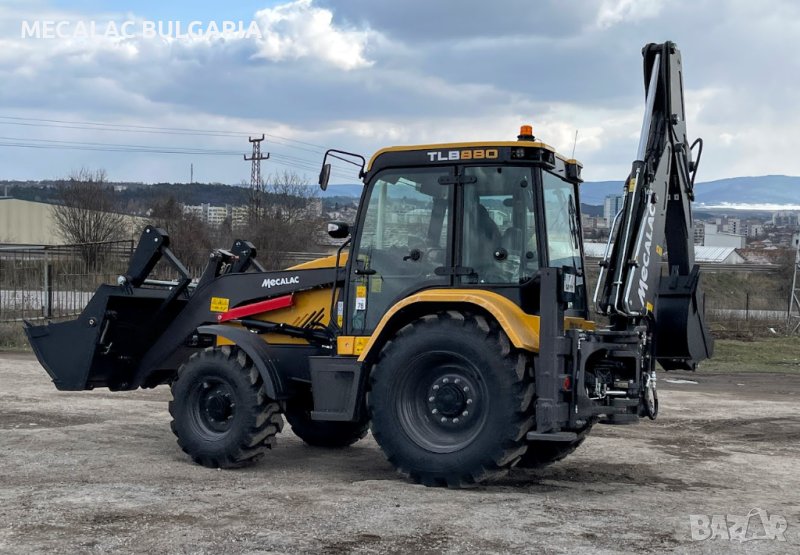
[789,233,800,334]
[244,134,269,225]
[190,163,193,184]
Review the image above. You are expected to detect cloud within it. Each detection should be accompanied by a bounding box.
[595,0,663,28]
[253,0,375,70]
[0,0,796,185]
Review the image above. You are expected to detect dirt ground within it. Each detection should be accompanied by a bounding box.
[0,352,798,554]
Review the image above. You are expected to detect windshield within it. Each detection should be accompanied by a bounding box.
[542,170,586,310]
[350,168,451,334]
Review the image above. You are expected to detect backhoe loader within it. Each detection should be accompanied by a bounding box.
[26,41,712,487]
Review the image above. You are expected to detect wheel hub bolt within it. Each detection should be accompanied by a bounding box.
[466,399,473,405]
[432,408,438,414]
[462,411,469,417]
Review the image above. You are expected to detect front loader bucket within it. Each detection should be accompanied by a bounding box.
[26,315,102,391]
[24,283,176,391]
[25,226,198,391]
[655,266,714,370]
[25,286,113,390]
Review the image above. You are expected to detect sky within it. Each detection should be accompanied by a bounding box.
[0,0,797,185]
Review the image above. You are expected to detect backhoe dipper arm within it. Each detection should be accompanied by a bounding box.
[594,41,713,369]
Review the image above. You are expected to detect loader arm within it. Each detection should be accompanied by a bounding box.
[594,41,713,369]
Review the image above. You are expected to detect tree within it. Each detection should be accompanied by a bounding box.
[149,195,213,276]
[249,170,323,269]
[51,168,126,268]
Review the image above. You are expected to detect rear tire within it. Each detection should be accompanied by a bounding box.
[169,346,283,468]
[368,312,534,487]
[285,390,369,448]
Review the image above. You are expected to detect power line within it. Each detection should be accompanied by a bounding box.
[0,115,361,175]
[0,113,363,181]
[0,115,330,153]
[0,135,359,179]
[0,135,240,154]
[0,140,236,156]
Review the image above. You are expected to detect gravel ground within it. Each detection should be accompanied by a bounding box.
[1,352,798,554]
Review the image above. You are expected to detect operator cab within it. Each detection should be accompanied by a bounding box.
[334,127,588,336]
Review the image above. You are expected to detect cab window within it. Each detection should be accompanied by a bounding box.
[460,166,538,284]
[349,168,451,334]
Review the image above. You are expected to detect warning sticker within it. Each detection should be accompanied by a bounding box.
[563,273,576,293]
[210,297,230,312]
[370,275,382,293]
[355,284,367,311]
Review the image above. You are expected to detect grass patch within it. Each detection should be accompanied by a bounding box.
[0,322,29,352]
[699,337,800,373]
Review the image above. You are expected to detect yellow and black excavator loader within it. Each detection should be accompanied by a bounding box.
[26,41,712,487]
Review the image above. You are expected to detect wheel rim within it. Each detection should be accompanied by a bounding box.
[189,377,237,437]
[395,351,489,453]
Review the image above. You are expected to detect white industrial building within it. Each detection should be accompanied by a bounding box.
[182,203,248,228]
[603,195,624,227]
[703,230,746,248]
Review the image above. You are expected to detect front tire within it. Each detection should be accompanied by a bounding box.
[368,312,534,487]
[169,346,283,468]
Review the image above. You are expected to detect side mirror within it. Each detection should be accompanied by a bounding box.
[318,163,331,191]
[327,221,350,239]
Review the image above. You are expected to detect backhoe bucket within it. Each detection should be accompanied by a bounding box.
[654,266,714,370]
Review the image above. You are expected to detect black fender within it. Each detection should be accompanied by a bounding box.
[197,325,287,400]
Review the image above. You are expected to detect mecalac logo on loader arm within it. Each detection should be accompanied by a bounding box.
[262,276,300,289]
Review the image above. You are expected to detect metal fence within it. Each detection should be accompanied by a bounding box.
[0,240,133,322]
[1,240,790,330]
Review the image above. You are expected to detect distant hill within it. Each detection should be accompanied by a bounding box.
[3,174,798,212]
[580,175,800,207]
[578,181,624,205]
[320,184,364,198]
[691,175,800,206]
[326,175,800,208]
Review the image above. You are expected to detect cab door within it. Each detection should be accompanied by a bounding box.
[346,167,453,336]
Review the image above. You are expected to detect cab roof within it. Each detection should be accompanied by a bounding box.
[365,140,583,183]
